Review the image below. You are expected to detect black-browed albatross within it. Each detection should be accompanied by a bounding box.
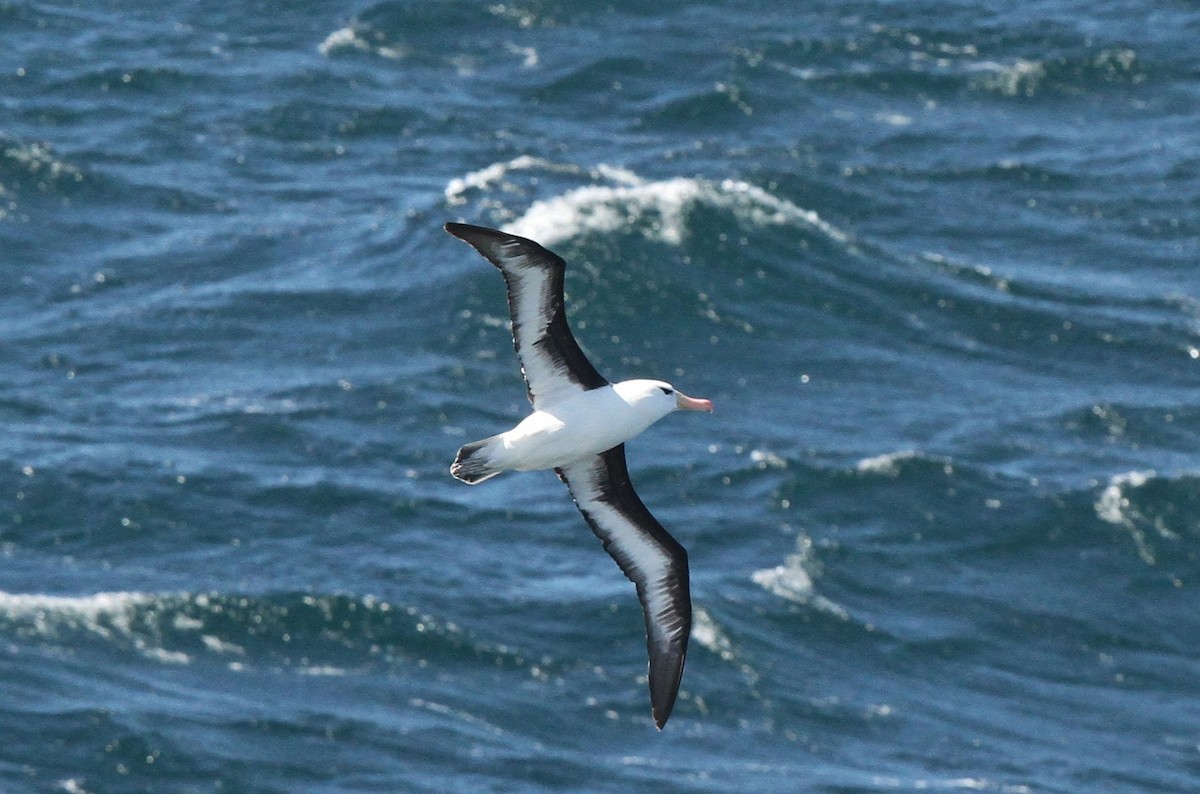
[445,222,713,730]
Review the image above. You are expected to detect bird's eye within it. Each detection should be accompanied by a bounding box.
[659,387,673,395]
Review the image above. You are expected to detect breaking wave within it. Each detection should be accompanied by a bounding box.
[443,156,849,247]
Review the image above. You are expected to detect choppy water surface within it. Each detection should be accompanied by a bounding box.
[2,1,1198,792]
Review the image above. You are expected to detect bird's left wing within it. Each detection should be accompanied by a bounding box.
[557,444,691,729]
[445,223,607,410]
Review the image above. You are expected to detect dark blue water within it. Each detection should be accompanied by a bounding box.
[2,1,1199,791]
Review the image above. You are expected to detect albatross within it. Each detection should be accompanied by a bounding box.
[445,222,713,730]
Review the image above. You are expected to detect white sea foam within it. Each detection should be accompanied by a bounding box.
[969,58,1047,97]
[201,634,246,656]
[1095,470,1153,526]
[444,157,848,247]
[0,590,193,663]
[690,607,734,661]
[0,590,154,638]
[444,156,641,208]
[856,450,919,476]
[444,155,558,205]
[504,43,539,68]
[317,25,405,59]
[511,175,849,248]
[690,607,759,685]
[855,449,956,479]
[751,536,847,618]
[749,448,788,469]
[143,646,191,665]
[510,178,699,246]
[1094,469,1163,564]
[869,776,1033,793]
[298,665,348,677]
[318,27,365,56]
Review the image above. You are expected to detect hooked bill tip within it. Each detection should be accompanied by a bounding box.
[676,392,714,412]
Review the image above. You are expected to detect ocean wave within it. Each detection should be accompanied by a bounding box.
[444,156,849,248]
[1069,402,1200,452]
[512,176,849,248]
[855,450,956,481]
[0,590,531,673]
[444,155,641,207]
[691,606,760,686]
[751,534,848,619]
[318,2,547,67]
[739,18,1153,113]
[968,47,1144,98]
[1094,469,1198,565]
[0,590,189,664]
[318,25,407,60]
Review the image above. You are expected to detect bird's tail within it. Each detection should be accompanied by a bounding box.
[451,435,504,484]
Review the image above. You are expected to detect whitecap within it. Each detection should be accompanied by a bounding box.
[298,665,348,677]
[504,43,539,68]
[969,58,1047,97]
[444,155,559,205]
[446,155,595,208]
[870,777,1033,793]
[0,590,193,664]
[1094,469,1163,564]
[318,26,367,56]
[691,607,760,686]
[317,25,405,60]
[855,450,919,476]
[0,590,155,640]
[201,634,246,656]
[513,175,848,247]
[510,178,701,246]
[1094,469,1153,526]
[749,448,788,469]
[690,606,734,661]
[751,536,847,618]
[443,157,849,247]
[142,647,191,665]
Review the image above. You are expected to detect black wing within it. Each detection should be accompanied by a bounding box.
[558,445,691,729]
[445,223,607,409]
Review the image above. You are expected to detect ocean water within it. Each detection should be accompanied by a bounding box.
[2,1,1198,791]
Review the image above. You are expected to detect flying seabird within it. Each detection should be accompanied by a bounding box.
[445,222,713,729]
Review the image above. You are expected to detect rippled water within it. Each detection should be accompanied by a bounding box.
[2,1,1198,792]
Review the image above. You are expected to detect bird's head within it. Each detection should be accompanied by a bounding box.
[615,379,714,421]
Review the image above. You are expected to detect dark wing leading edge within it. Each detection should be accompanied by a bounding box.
[557,445,691,730]
[445,223,608,410]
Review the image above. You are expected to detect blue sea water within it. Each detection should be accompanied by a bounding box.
[2,1,1199,791]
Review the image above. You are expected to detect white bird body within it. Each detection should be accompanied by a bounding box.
[488,380,681,473]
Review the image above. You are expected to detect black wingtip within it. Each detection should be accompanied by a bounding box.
[647,637,688,730]
[443,222,524,271]
[444,221,505,241]
[651,684,676,730]
[652,690,679,729]
[444,221,547,251]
